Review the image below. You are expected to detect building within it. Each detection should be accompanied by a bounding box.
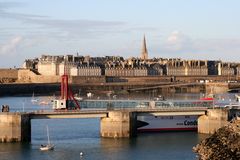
[218,63,235,76]
[71,65,102,76]
[105,66,147,77]
[166,60,208,76]
[147,63,164,76]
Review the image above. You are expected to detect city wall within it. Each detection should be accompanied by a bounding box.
[106,75,239,83]
[0,68,239,96]
[18,69,60,83]
[0,68,238,84]
[0,69,18,83]
[71,76,106,84]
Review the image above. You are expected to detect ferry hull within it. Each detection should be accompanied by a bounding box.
[137,115,198,132]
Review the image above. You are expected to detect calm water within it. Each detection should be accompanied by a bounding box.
[1,94,236,160]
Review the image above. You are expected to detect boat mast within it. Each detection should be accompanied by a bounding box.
[47,125,50,145]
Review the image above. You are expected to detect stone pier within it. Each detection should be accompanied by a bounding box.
[205,82,229,94]
[198,109,229,134]
[100,111,137,138]
[0,113,31,142]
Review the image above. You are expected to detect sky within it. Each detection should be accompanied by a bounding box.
[0,0,240,67]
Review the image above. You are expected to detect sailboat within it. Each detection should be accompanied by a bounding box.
[31,92,38,103]
[40,125,54,151]
[74,89,83,101]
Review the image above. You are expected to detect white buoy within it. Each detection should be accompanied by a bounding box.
[80,152,83,156]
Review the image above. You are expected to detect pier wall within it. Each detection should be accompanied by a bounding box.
[0,113,31,142]
[205,82,229,94]
[100,111,137,138]
[198,109,228,134]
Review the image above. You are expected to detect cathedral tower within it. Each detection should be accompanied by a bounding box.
[141,35,148,60]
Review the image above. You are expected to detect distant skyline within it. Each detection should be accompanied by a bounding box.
[1,0,240,67]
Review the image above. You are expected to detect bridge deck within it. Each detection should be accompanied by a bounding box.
[29,107,208,119]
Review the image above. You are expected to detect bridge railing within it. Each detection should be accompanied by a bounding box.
[79,99,214,109]
[155,101,213,108]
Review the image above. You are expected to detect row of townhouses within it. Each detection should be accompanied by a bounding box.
[23,54,240,77]
[23,36,240,77]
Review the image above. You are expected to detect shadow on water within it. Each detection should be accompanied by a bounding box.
[96,132,209,160]
[0,143,31,160]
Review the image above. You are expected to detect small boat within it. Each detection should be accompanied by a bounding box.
[31,92,38,103]
[74,90,83,101]
[74,96,83,101]
[40,125,54,151]
[235,94,240,102]
[39,100,50,106]
[200,93,214,101]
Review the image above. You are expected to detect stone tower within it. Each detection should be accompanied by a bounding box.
[141,35,148,60]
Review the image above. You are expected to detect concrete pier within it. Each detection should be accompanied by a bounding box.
[100,111,137,138]
[205,82,229,94]
[198,109,229,134]
[0,113,31,142]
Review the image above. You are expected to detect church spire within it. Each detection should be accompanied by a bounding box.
[141,35,148,60]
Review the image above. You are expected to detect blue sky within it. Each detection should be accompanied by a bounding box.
[0,0,240,67]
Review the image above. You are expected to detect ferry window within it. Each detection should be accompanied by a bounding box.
[170,116,173,119]
[185,116,190,118]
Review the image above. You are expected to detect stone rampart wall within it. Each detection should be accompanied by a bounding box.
[106,76,171,83]
[18,69,60,83]
[0,69,18,83]
[71,76,106,84]
[0,69,18,79]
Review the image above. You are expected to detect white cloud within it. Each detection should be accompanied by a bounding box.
[0,36,23,55]
[164,31,192,51]
[150,31,240,62]
[167,31,181,43]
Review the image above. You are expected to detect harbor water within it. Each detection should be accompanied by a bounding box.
[0,94,237,160]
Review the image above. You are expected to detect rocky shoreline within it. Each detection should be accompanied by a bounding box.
[193,119,240,160]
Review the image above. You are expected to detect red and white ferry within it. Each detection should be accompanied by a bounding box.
[137,115,198,132]
[136,99,213,132]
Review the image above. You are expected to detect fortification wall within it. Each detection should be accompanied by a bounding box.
[106,76,171,83]
[71,76,106,84]
[0,69,18,83]
[126,76,171,83]
[18,69,60,83]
